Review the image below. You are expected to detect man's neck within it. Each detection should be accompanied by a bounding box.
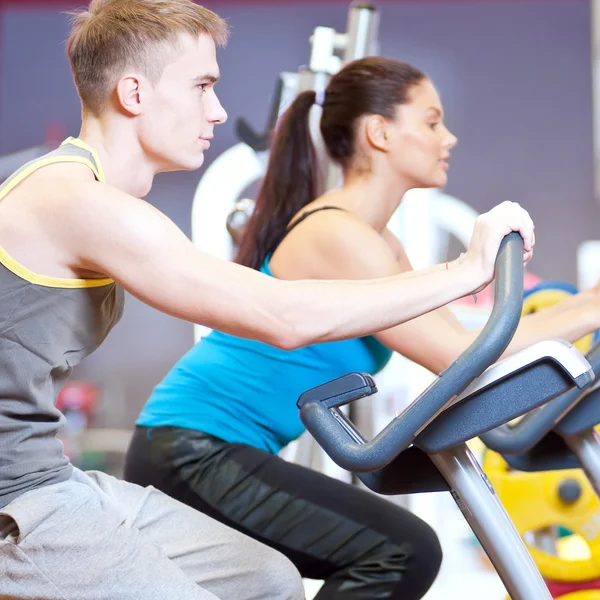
[78,117,157,198]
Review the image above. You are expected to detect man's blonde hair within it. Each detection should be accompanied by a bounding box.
[67,0,229,114]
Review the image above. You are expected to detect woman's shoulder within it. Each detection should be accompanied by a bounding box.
[272,207,400,281]
[288,202,383,245]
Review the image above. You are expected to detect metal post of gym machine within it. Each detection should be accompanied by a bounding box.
[299,2,379,192]
[562,428,600,491]
[227,2,379,235]
[233,1,379,179]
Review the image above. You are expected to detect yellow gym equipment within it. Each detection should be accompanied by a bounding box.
[483,449,600,598]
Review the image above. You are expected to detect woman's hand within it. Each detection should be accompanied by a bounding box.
[462,201,535,287]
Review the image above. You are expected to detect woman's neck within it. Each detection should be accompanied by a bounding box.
[327,168,412,232]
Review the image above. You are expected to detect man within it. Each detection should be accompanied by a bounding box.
[0,1,533,598]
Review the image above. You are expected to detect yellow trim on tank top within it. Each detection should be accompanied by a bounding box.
[0,155,102,203]
[61,137,106,183]
[0,141,113,288]
[0,246,113,288]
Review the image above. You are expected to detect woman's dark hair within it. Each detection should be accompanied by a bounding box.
[235,57,426,270]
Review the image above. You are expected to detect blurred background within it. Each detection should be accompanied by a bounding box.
[1,1,598,598]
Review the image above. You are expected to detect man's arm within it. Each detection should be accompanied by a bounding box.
[58,183,530,350]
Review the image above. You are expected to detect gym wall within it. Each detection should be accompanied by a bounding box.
[0,0,594,426]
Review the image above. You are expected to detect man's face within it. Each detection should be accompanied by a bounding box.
[138,33,227,172]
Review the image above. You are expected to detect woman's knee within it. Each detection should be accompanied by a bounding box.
[407,518,443,583]
[355,514,442,596]
[385,515,443,593]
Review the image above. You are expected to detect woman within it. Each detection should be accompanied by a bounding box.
[123,57,568,599]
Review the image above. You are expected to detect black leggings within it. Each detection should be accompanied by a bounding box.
[124,426,442,599]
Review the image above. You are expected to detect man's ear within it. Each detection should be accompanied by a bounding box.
[115,74,144,116]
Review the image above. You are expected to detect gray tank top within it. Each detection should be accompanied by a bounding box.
[0,138,124,508]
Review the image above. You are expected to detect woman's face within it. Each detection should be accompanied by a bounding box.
[386,78,457,189]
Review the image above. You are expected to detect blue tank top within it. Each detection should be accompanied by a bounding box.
[137,253,393,454]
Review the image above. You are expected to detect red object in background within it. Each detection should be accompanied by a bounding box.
[452,271,543,311]
[56,381,98,417]
[546,577,600,597]
[45,120,66,149]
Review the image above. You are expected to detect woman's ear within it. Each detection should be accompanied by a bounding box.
[365,114,391,152]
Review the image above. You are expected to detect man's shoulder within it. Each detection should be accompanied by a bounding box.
[33,164,128,207]
[6,160,99,201]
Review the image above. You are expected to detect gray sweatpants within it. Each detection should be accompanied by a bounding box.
[0,468,304,599]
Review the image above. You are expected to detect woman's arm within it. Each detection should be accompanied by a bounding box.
[270,212,589,372]
[378,227,600,373]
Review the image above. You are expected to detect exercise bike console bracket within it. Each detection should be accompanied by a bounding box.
[453,339,593,404]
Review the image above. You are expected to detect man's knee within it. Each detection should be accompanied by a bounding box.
[257,546,305,600]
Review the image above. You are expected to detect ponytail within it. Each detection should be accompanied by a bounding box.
[235,90,320,270]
